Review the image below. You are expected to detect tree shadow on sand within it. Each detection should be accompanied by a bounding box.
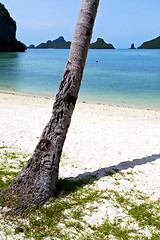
[58,153,160,195]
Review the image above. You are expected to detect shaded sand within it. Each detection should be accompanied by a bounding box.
[0,91,160,238]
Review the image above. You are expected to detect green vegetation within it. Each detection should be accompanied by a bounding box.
[0,148,30,192]
[138,36,160,49]
[36,36,71,49]
[36,36,115,49]
[0,147,159,239]
[90,38,115,49]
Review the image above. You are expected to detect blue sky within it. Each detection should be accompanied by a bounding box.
[1,0,160,48]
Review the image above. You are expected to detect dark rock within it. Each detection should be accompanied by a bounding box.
[0,3,26,52]
[27,44,35,49]
[130,43,136,49]
[16,227,24,233]
[0,203,6,208]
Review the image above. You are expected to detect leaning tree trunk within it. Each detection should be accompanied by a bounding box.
[1,0,100,206]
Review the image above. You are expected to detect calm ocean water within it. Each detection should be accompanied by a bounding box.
[0,49,160,109]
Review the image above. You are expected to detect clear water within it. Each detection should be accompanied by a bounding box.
[0,49,160,109]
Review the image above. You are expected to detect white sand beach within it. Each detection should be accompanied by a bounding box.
[0,91,160,176]
[0,91,160,195]
[0,91,160,239]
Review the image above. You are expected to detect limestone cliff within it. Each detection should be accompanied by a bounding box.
[0,3,26,52]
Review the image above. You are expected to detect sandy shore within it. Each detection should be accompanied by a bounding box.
[0,91,160,164]
[0,91,160,238]
[1,90,160,192]
[0,91,160,174]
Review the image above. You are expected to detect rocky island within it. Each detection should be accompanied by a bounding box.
[0,3,26,52]
[138,36,160,49]
[36,36,71,49]
[130,43,136,49]
[36,36,115,49]
[28,44,35,49]
[90,38,115,49]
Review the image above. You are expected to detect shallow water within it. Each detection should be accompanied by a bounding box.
[0,49,160,109]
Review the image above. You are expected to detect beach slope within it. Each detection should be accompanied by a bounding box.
[0,92,160,238]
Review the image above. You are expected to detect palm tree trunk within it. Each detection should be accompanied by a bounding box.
[1,0,100,206]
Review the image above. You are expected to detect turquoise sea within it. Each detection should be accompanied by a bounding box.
[0,49,160,109]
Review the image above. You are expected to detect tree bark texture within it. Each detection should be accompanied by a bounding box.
[1,0,100,206]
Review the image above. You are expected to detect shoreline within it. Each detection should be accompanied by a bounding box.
[0,89,160,112]
[0,89,56,101]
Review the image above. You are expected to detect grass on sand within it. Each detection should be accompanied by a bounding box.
[0,147,160,239]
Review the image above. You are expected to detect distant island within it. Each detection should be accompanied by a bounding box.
[36,36,71,49]
[28,44,35,49]
[138,36,160,49]
[0,3,26,52]
[90,38,115,49]
[35,36,115,49]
